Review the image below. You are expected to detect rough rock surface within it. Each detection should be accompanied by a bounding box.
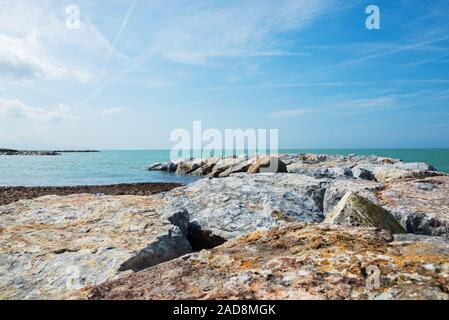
[324,192,406,234]
[246,155,288,174]
[377,176,449,237]
[85,223,449,300]
[0,194,192,299]
[158,173,327,240]
[155,161,449,239]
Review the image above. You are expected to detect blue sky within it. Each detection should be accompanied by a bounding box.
[0,0,448,149]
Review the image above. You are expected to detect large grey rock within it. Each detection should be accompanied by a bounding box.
[288,166,353,179]
[159,173,328,240]
[0,194,192,299]
[376,176,449,237]
[324,192,406,234]
[323,178,384,215]
[352,165,375,180]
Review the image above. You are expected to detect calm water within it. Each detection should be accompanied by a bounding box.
[0,149,448,186]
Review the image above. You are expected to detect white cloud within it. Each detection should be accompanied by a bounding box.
[271,96,399,118]
[0,1,121,83]
[102,107,125,115]
[150,0,332,64]
[83,0,332,103]
[338,97,397,109]
[0,97,76,122]
[271,108,316,118]
[0,32,69,80]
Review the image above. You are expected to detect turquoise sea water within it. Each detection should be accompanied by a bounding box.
[0,149,448,186]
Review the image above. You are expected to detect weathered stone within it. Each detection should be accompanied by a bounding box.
[373,167,440,182]
[147,162,169,171]
[209,156,242,177]
[191,156,222,176]
[84,223,449,300]
[352,166,375,180]
[158,173,327,240]
[324,192,406,234]
[323,178,384,215]
[218,157,255,177]
[247,155,287,174]
[147,154,444,183]
[176,158,204,175]
[288,166,353,179]
[376,176,449,237]
[0,194,192,299]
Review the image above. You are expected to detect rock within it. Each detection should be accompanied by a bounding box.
[208,156,241,177]
[376,176,449,237]
[147,154,445,182]
[373,167,440,182]
[288,166,353,179]
[158,173,327,240]
[393,162,436,171]
[191,156,222,176]
[84,223,449,300]
[0,194,192,299]
[247,155,288,174]
[147,163,168,171]
[323,179,384,215]
[176,158,204,175]
[324,192,406,234]
[352,166,375,180]
[218,157,255,177]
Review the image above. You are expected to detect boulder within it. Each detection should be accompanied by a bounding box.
[0,194,192,299]
[323,178,383,215]
[158,173,327,240]
[324,192,406,234]
[288,166,353,179]
[192,156,222,176]
[376,176,449,237]
[175,158,204,175]
[208,156,241,177]
[373,167,440,182]
[218,157,255,177]
[84,223,449,300]
[352,166,375,180]
[247,155,287,174]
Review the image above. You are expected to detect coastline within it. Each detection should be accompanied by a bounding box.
[0,182,182,206]
[1,152,449,300]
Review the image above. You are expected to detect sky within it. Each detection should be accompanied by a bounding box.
[0,0,448,149]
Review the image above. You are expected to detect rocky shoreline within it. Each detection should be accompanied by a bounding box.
[0,183,183,206]
[1,153,448,300]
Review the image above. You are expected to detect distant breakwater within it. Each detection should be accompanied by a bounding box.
[0,148,99,156]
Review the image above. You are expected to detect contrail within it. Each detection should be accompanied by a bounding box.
[90,0,138,93]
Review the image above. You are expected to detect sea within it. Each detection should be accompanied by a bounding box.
[0,149,448,187]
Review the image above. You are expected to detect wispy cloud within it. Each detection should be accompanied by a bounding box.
[0,1,119,83]
[271,96,398,118]
[83,0,332,104]
[0,97,76,122]
[271,108,317,118]
[102,107,125,116]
